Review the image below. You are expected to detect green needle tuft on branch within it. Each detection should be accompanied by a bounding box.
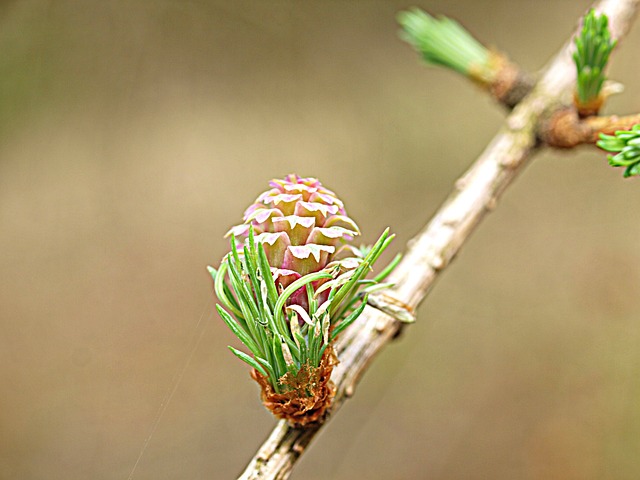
[397,8,493,83]
[573,9,616,116]
[597,125,640,177]
[397,8,533,108]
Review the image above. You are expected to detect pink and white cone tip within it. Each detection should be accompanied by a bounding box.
[225,174,364,310]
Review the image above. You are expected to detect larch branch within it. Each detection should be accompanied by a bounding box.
[237,1,639,478]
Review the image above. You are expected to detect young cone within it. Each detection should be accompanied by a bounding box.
[227,174,363,310]
[212,174,394,426]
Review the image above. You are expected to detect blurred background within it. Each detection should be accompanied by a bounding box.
[1,1,639,479]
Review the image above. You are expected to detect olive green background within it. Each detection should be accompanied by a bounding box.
[1,1,639,479]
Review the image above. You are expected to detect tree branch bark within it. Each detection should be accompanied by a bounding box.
[237,1,639,478]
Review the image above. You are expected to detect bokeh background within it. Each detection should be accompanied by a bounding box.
[1,1,639,479]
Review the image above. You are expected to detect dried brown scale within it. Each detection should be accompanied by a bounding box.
[489,54,535,109]
[250,347,338,427]
[575,93,605,118]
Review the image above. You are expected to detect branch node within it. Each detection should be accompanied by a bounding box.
[375,315,390,333]
[489,53,535,109]
[507,111,530,131]
[485,196,498,211]
[428,253,446,271]
[455,178,467,190]
[368,293,417,324]
[539,108,591,148]
[344,384,355,398]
